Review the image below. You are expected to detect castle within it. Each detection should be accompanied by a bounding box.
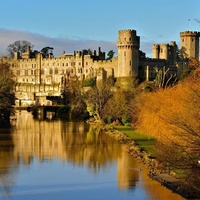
[1,29,200,106]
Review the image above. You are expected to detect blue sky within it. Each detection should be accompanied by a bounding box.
[0,0,200,57]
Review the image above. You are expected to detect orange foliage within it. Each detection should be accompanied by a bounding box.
[189,58,200,69]
[136,68,200,186]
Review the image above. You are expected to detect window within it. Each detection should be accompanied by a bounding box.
[55,67,58,74]
[17,70,20,75]
[41,68,44,75]
[25,70,28,75]
[49,68,53,74]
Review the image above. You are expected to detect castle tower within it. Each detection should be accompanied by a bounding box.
[159,44,169,60]
[180,31,200,60]
[117,30,140,77]
[152,44,160,59]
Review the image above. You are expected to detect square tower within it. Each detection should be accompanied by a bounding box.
[180,31,200,60]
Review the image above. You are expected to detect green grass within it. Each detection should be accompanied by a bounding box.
[114,126,155,155]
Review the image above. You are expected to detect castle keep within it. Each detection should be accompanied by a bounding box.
[1,29,200,106]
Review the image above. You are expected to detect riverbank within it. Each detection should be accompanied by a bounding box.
[104,125,200,200]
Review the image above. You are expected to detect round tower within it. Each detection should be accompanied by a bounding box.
[180,31,200,60]
[152,44,160,59]
[159,44,169,60]
[117,30,140,77]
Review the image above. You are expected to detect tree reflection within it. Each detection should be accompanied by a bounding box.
[0,112,185,199]
[0,128,17,197]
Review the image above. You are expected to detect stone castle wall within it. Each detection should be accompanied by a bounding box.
[1,29,199,106]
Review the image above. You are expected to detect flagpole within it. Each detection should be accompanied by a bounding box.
[188,19,191,30]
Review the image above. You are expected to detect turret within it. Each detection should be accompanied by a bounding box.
[117,30,140,77]
[152,44,160,59]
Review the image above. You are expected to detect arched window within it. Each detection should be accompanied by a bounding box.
[49,68,53,74]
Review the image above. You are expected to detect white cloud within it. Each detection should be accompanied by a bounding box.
[0,29,152,58]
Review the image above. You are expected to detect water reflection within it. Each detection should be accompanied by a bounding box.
[13,114,121,171]
[0,111,184,200]
[0,127,18,197]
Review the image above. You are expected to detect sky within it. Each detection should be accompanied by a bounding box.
[0,0,200,58]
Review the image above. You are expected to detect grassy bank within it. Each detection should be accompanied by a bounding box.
[114,126,155,155]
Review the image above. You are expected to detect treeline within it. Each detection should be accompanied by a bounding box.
[0,63,15,124]
[135,68,200,189]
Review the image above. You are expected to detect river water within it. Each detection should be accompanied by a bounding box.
[0,111,185,200]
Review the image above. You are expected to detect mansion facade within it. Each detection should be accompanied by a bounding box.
[1,29,200,106]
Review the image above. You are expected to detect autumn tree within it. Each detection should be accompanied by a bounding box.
[0,63,15,124]
[7,40,33,58]
[61,76,88,120]
[84,78,114,121]
[102,88,128,123]
[135,68,200,189]
[188,57,200,69]
[102,75,139,125]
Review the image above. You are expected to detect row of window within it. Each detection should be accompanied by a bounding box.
[42,61,89,67]
[16,67,94,76]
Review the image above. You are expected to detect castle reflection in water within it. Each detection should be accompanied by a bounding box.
[0,111,184,200]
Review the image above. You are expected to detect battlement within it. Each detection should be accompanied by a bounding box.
[118,29,140,45]
[180,31,200,37]
[118,29,137,35]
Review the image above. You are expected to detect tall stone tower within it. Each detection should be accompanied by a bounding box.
[180,31,200,60]
[117,30,140,77]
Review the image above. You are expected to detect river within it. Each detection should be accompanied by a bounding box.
[0,111,185,200]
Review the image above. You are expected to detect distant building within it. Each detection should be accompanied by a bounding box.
[1,29,199,106]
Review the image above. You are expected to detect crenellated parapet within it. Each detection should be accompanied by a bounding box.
[117,29,140,49]
[180,31,200,37]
